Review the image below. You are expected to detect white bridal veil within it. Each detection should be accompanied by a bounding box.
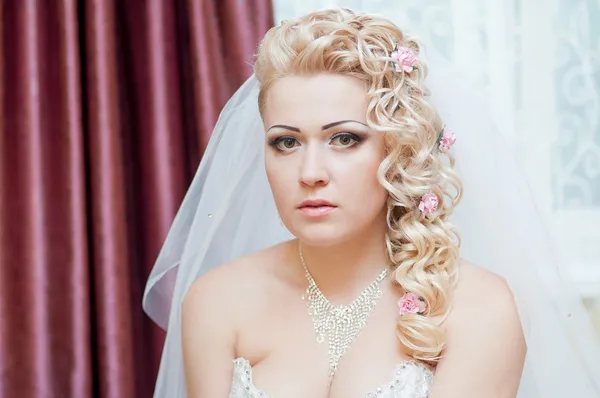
[142,12,600,398]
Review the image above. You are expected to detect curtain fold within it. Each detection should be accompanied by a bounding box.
[85,1,136,397]
[0,1,274,397]
[1,2,92,396]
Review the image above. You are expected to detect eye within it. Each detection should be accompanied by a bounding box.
[268,136,300,151]
[281,137,298,149]
[330,132,361,147]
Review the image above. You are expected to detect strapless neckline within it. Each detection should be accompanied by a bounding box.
[229,356,434,398]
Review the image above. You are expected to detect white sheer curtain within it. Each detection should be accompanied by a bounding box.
[273,0,600,333]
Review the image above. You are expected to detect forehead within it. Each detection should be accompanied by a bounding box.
[263,74,369,128]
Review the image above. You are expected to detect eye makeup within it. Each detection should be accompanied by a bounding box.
[267,131,366,152]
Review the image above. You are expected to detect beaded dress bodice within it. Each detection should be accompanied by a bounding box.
[229,357,434,398]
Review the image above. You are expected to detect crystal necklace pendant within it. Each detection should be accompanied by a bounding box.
[299,243,389,382]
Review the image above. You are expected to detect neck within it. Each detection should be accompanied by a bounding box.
[294,223,390,303]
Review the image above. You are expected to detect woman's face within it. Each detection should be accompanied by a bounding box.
[263,74,388,246]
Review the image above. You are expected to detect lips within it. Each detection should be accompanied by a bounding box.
[298,199,337,218]
[298,199,336,209]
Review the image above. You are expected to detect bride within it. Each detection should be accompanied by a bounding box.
[143,8,600,398]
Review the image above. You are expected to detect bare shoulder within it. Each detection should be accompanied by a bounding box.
[180,241,295,396]
[445,259,521,329]
[183,240,294,324]
[452,259,514,306]
[428,260,526,397]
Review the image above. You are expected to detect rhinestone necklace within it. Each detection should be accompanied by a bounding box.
[299,243,389,382]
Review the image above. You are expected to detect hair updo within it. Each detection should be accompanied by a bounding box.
[254,8,463,364]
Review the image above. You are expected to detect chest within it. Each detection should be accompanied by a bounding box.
[230,357,433,398]
[234,289,432,397]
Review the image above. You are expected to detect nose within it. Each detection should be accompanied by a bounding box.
[299,144,329,187]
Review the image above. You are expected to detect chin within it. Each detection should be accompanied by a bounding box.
[287,221,355,248]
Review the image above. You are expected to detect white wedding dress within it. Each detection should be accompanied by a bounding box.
[229,357,434,398]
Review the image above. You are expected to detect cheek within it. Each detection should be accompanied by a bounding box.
[353,165,388,221]
[338,146,387,202]
[350,163,386,207]
[265,157,294,209]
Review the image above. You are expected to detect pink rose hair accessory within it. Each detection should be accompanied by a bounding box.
[418,191,439,214]
[391,46,417,73]
[397,292,427,316]
[438,125,456,152]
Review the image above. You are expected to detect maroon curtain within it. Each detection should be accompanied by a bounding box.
[0,1,273,397]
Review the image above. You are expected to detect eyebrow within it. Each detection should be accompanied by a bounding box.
[267,120,368,132]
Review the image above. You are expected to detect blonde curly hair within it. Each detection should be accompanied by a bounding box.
[254,8,463,363]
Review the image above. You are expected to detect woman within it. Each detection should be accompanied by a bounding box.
[143,8,600,398]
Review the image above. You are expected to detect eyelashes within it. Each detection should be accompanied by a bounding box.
[267,132,364,152]
[268,136,299,150]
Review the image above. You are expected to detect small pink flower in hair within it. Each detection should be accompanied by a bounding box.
[397,292,427,316]
[439,126,456,152]
[418,191,439,214]
[391,46,417,73]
